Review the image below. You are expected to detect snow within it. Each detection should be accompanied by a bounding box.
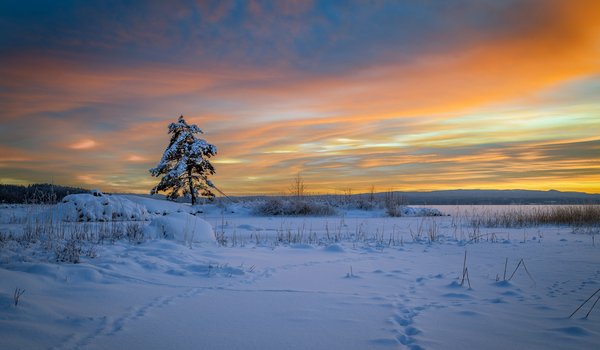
[1,197,599,349]
[55,193,150,222]
[144,212,215,243]
[121,195,188,215]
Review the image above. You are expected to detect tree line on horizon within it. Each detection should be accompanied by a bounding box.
[0,184,88,204]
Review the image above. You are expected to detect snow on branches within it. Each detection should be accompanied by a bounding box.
[149,115,217,205]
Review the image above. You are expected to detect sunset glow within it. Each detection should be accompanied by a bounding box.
[1,0,599,195]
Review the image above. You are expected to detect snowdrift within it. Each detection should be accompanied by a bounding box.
[56,193,150,222]
[144,212,215,243]
[123,195,189,215]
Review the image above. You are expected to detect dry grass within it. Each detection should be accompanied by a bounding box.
[470,205,600,228]
[13,288,25,307]
[569,287,600,319]
[0,205,148,263]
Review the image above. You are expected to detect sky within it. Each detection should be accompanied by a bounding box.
[1,0,599,195]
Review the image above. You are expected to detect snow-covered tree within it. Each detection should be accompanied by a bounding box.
[149,115,217,205]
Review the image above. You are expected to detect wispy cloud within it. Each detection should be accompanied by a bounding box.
[69,139,97,150]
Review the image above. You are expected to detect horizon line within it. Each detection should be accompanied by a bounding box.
[2,182,599,196]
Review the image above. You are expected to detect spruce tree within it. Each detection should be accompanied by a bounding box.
[149,115,217,205]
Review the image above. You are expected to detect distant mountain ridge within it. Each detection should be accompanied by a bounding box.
[374,189,600,205]
[235,189,600,205]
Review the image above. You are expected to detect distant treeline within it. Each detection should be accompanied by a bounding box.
[0,184,89,204]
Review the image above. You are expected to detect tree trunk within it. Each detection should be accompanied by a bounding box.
[188,169,195,205]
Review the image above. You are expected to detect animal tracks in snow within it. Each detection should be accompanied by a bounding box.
[51,288,204,350]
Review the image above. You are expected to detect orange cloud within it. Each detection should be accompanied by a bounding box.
[69,139,97,150]
[126,155,147,162]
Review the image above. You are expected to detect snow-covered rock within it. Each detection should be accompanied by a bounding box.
[401,206,444,217]
[143,212,215,243]
[56,194,150,222]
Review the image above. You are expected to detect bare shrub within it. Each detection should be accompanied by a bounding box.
[289,172,305,199]
[252,198,285,216]
[384,191,406,217]
[353,199,375,211]
[289,200,337,216]
[385,203,402,217]
[252,198,336,216]
[126,222,145,244]
[98,222,125,244]
[55,238,82,263]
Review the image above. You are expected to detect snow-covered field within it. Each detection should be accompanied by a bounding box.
[1,195,599,350]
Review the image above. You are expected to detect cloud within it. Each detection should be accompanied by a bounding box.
[69,139,97,150]
[126,155,147,162]
[0,0,599,194]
